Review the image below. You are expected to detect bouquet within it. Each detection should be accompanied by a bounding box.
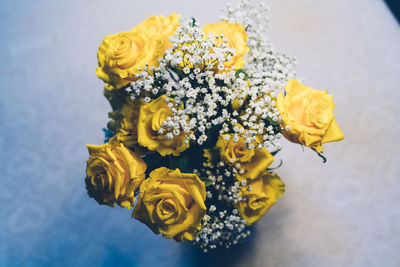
[85,1,344,252]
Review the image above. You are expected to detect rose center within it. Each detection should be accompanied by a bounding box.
[232,141,254,162]
[162,202,175,214]
[152,108,170,132]
[315,109,329,124]
[156,198,178,221]
[94,172,107,188]
[249,196,267,210]
[113,36,131,54]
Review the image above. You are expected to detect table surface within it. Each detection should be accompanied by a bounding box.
[1,0,399,266]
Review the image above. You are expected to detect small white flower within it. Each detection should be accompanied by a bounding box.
[166,133,173,139]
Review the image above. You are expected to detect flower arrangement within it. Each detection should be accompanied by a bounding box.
[85,1,344,251]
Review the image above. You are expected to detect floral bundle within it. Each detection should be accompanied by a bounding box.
[85,1,344,251]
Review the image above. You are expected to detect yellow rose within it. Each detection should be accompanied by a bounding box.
[203,21,250,70]
[137,95,189,156]
[85,137,147,208]
[115,117,138,148]
[96,13,180,90]
[235,172,284,226]
[277,79,344,153]
[209,134,274,180]
[104,90,145,150]
[134,13,180,52]
[132,167,206,241]
[108,97,141,148]
[96,30,159,89]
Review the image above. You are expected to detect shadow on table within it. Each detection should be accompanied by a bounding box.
[180,226,256,267]
[384,0,400,23]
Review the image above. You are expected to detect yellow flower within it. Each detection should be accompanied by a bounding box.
[96,13,180,90]
[232,97,243,111]
[104,90,147,152]
[137,95,189,156]
[202,21,249,70]
[132,167,206,241]
[85,137,147,208]
[277,79,344,153]
[108,97,141,148]
[209,134,274,180]
[235,172,284,226]
[134,13,180,52]
[96,30,159,89]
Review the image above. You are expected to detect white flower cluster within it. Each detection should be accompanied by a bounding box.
[127,17,284,150]
[193,161,251,251]
[222,0,297,91]
[167,18,235,71]
[194,208,250,252]
[127,19,240,144]
[221,0,298,150]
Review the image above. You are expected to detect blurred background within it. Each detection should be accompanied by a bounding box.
[1,0,399,266]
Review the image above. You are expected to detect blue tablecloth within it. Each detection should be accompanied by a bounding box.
[1,0,399,266]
